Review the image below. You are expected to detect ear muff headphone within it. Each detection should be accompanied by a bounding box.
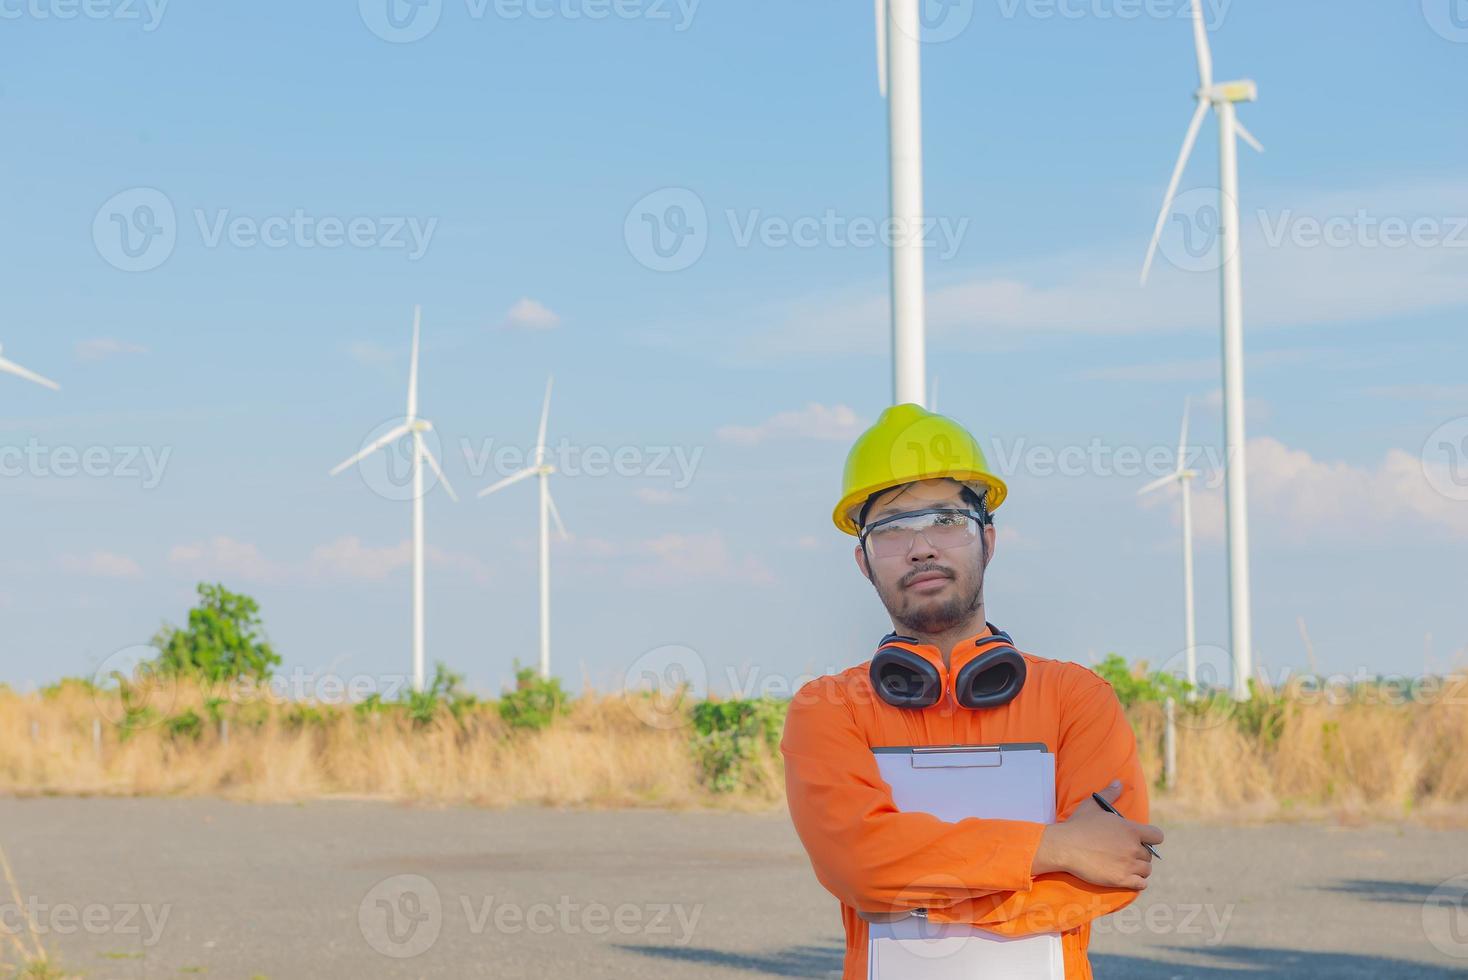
[869,624,1027,710]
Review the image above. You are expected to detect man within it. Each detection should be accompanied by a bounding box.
[781,403,1163,980]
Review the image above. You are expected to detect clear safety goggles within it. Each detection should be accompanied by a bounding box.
[859,508,985,559]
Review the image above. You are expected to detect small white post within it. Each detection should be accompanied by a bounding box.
[219,718,230,746]
[1164,697,1178,791]
[92,718,103,758]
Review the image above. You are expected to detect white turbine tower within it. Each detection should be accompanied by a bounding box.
[329,306,457,692]
[0,344,60,391]
[1139,399,1199,702]
[876,0,927,407]
[1140,0,1261,701]
[479,377,568,681]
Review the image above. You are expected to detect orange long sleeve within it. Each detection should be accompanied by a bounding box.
[781,675,1046,913]
[780,647,1150,980]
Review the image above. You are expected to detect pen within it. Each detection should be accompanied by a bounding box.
[1090,792,1161,860]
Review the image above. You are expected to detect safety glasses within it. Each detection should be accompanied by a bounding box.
[859,508,984,559]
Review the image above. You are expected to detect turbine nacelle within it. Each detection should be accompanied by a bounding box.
[1199,79,1258,105]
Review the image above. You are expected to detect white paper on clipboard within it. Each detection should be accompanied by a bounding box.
[866,743,1064,980]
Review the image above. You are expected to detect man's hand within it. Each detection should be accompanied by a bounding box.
[1033,780,1164,890]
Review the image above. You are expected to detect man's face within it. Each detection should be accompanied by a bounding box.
[853,479,996,635]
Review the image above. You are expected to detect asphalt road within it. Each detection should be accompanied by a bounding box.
[1,797,1465,979]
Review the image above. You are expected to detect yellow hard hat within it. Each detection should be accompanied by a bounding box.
[833,403,1008,536]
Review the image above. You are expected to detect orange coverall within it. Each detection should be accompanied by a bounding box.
[780,626,1148,980]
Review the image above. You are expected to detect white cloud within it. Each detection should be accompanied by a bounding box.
[717,403,865,446]
[169,536,284,583]
[346,340,397,365]
[74,338,147,360]
[634,487,686,505]
[568,531,774,587]
[1144,436,1468,543]
[169,535,491,586]
[502,297,561,331]
[1364,384,1468,404]
[724,180,1468,360]
[306,536,408,582]
[55,551,143,579]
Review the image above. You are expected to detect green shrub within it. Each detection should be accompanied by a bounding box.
[688,698,787,793]
[497,663,569,731]
[1093,653,1192,708]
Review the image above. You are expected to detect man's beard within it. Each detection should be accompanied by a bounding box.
[877,567,985,635]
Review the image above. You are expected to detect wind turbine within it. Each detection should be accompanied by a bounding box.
[875,0,927,407]
[329,306,457,692]
[0,344,60,391]
[1140,0,1261,700]
[479,376,568,681]
[1139,398,1199,702]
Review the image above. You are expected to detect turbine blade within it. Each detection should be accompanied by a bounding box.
[1141,100,1211,285]
[1138,472,1177,496]
[1176,396,1192,475]
[535,375,553,462]
[477,466,537,498]
[875,0,888,97]
[330,422,412,476]
[1235,119,1265,153]
[416,432,458,502]
[1190,0,1213,90]
[546,488,569,540]
[406,305,421,420]
[0,357,60,391]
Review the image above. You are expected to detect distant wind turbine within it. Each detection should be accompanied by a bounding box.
[479,376,568,681]
[329,306,457,692]
[1140,0,1261,700]
[0,343,60,391]
[1139,398,1199,702]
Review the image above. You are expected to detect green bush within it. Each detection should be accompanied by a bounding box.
[497,663,569,731]
[688,698,787,793]
[1093,653,1192,708]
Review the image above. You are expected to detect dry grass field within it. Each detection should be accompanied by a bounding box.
[2,671,1466,824]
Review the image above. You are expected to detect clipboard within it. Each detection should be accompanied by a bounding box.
[867,743,1064,980]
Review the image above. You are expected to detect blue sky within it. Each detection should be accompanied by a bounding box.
[1,0,1465,697]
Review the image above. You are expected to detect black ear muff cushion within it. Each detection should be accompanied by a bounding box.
[954,646,1027,710]
[870,647,943,709]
